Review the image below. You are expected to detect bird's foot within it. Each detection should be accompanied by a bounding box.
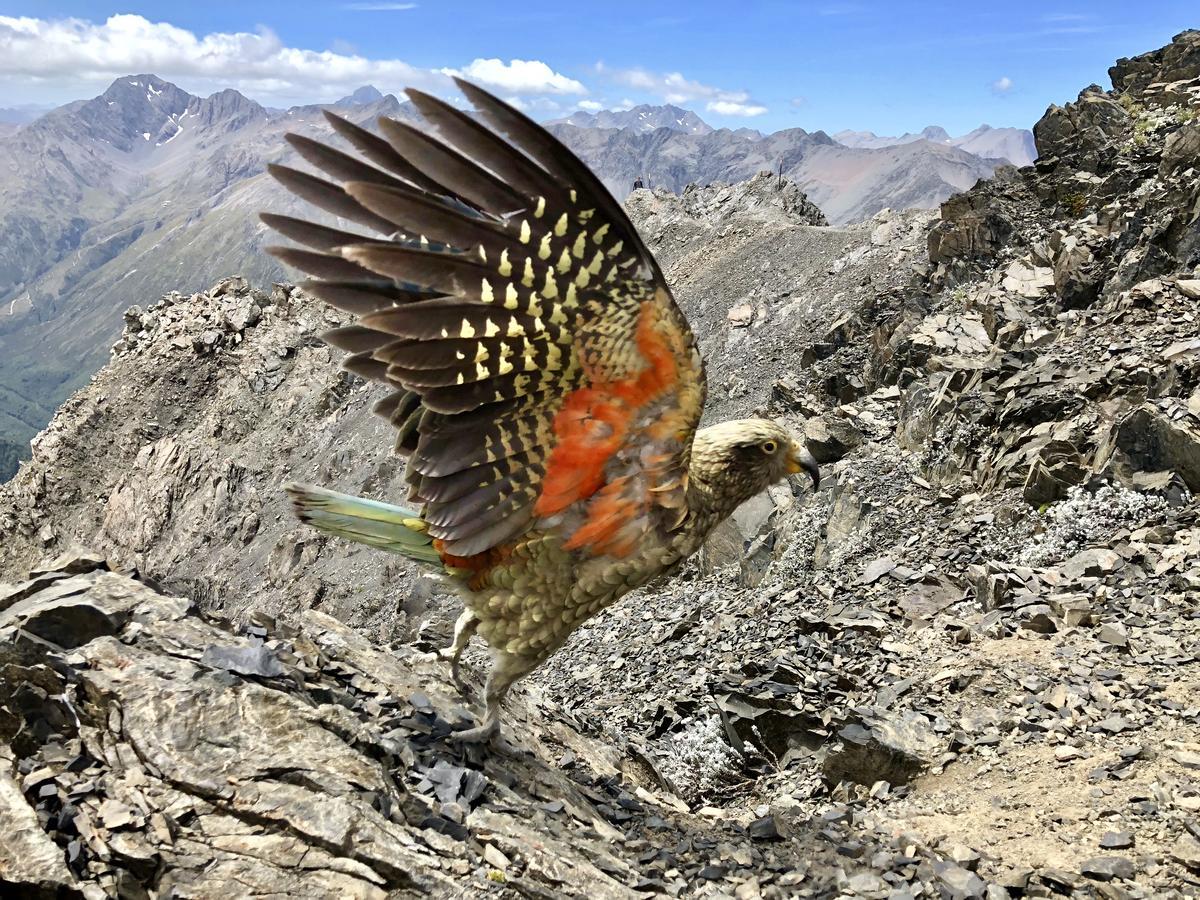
[414,648,473,697]
[451,714,500,744]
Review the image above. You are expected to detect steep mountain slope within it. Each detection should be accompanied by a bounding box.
[1,29,1198,898]
[834,124,1037,167]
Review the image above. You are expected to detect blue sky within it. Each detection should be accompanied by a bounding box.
[0,2,1194,135]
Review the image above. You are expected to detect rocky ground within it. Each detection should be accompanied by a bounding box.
[1,30,1199,900]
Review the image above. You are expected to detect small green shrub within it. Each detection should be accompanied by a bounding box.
[1063,192,1088,218]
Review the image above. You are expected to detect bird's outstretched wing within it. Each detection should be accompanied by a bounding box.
[263,80,706,567]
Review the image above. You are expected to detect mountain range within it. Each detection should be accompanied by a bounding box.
[832,123,1037,166]
[0,75,1033,481]
[0,75,419,481]
[550,103,719,135]
[545,122,1003,218]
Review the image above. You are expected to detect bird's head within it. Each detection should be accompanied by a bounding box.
[689,418,820,520]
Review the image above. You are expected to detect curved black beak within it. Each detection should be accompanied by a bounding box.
[786,445,820,490]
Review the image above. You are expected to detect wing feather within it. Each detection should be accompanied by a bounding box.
[263,80,706,561]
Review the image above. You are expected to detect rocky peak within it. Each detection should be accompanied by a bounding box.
[335,85,385,106]
[63,74,195,151]
[1109,28,1200,95]
[98,73,191,110]
[833,124,1037,167]
[184,87,267,131]
[35,75,266,152]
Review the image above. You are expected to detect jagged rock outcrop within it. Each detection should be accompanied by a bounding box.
[0,552,846,898]
[929,29,1199,296]
[631,172,829,229]
[4,32,1200,898]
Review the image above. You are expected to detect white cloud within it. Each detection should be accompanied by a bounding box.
[342,2,418,9]
[577,99,603,111]
[0,14,582,106]
[706,100,767,117]
[992,76,1013,94]
[442,58,586,95]
[0,14,440,102]
[596,64,767,116]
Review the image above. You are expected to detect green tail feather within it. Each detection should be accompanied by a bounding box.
[285,483,441,564]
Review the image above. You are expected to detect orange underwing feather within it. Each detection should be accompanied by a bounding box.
[534,298,683,541]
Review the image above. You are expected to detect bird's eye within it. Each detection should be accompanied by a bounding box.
[762,440,778,454]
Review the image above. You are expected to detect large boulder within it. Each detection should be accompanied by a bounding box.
[1033,87,1132,169]
[1113,403,1200,491]
[928,182,1017,266]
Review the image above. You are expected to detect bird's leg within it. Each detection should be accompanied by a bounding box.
[440,609,479,690]
[452,651,538,744]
